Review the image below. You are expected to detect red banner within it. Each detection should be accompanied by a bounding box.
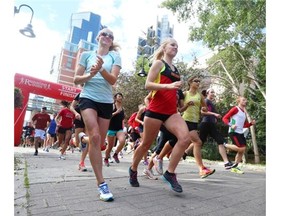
[14,73,81,146]
[14,73,81,101]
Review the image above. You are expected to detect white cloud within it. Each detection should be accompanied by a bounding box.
[13,0,211,80]
[78,0,211,71]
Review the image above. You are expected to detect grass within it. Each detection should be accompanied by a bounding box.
[24,160,30,189]
[14,157,22,173]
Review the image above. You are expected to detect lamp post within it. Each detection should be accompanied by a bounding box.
[137,55,148,77]
[14,4,36,38]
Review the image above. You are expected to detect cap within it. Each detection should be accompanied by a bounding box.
[42,107,47,110]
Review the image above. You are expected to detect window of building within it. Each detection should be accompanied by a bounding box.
[66,57,73,69]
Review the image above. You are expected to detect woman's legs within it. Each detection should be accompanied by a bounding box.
[113,131,126,163]
[131,117,162,172]
[105,135,115,166]
[164,114,190,174]
[81,108,110,185]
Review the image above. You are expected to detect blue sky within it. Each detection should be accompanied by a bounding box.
[12,0,211,82]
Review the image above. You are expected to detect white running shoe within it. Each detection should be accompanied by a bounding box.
[59,154,66,160]
[143,168,158,180]
[78,132,87,149]
[78,163,87,172]
[153,156,163,175]
[98,182,114,202]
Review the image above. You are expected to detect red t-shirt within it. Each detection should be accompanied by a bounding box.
[58,108,75,128]
[32,113,51,130]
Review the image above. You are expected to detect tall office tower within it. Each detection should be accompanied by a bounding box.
[137,15,174,58]
[57,12,104,86]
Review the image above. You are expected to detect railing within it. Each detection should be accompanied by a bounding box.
[27,98,61,113]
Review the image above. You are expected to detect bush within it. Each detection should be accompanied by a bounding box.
[14,87,24,108]
[202,140,222,161]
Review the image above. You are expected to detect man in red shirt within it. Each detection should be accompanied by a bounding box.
[32,107,51,156]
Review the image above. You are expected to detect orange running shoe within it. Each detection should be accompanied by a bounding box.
[199,167,215,179]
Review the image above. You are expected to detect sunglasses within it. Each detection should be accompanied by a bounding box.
[100,32,114,40]
[193,80,201,83]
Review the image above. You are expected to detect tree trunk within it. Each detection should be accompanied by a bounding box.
[246,111,260,163]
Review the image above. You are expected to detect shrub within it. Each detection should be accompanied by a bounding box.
[14,87,23,108]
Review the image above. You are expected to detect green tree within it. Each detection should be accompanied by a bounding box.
[14,87,24,109]
[162,0,266,163]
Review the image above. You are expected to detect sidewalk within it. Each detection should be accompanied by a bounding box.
[14,146,266,216]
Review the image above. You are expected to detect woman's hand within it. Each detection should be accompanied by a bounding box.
[90,56,104,76]
[75,113,81,120]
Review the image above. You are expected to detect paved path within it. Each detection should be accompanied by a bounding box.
[14,146,266,216]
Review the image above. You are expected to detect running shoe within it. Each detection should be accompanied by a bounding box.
[113,153,120,163]
[153,156,163,175]
[119,151,124,158]
[59,154,66,160]
[104,158,109,167]
[199,167,215,178]
[98,182,114,202]
[33,150,38,156]
[101,143,106,151]
[78,132,87,149]
[143,159,148,166]
[231,167,244,174]
[182,152,187,160]
[78,163,87,172]
[224,161,234,170]
[108,157,114,163]
[143,168,158,180]
[162,171,183,193]
[231,163,238,168]
[129,166,139,187]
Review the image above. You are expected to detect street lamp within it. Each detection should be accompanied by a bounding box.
[14,4,36,38]
[137,55,148,77]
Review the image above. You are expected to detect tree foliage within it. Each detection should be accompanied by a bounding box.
[161,0,266,162]
[162,0,266,52]
[115,70,150,121]
[14,87,24,109]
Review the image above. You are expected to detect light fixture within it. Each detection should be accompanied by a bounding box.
[137,55,148,77]
[14,4,36,38]
[137,68,147,77]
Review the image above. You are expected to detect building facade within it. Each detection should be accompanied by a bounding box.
[137,15,174,58]
[57,12,104,86]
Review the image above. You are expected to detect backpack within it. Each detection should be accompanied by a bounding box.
[128,112,140,129]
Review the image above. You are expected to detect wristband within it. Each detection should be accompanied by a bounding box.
[99,67,104,73]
